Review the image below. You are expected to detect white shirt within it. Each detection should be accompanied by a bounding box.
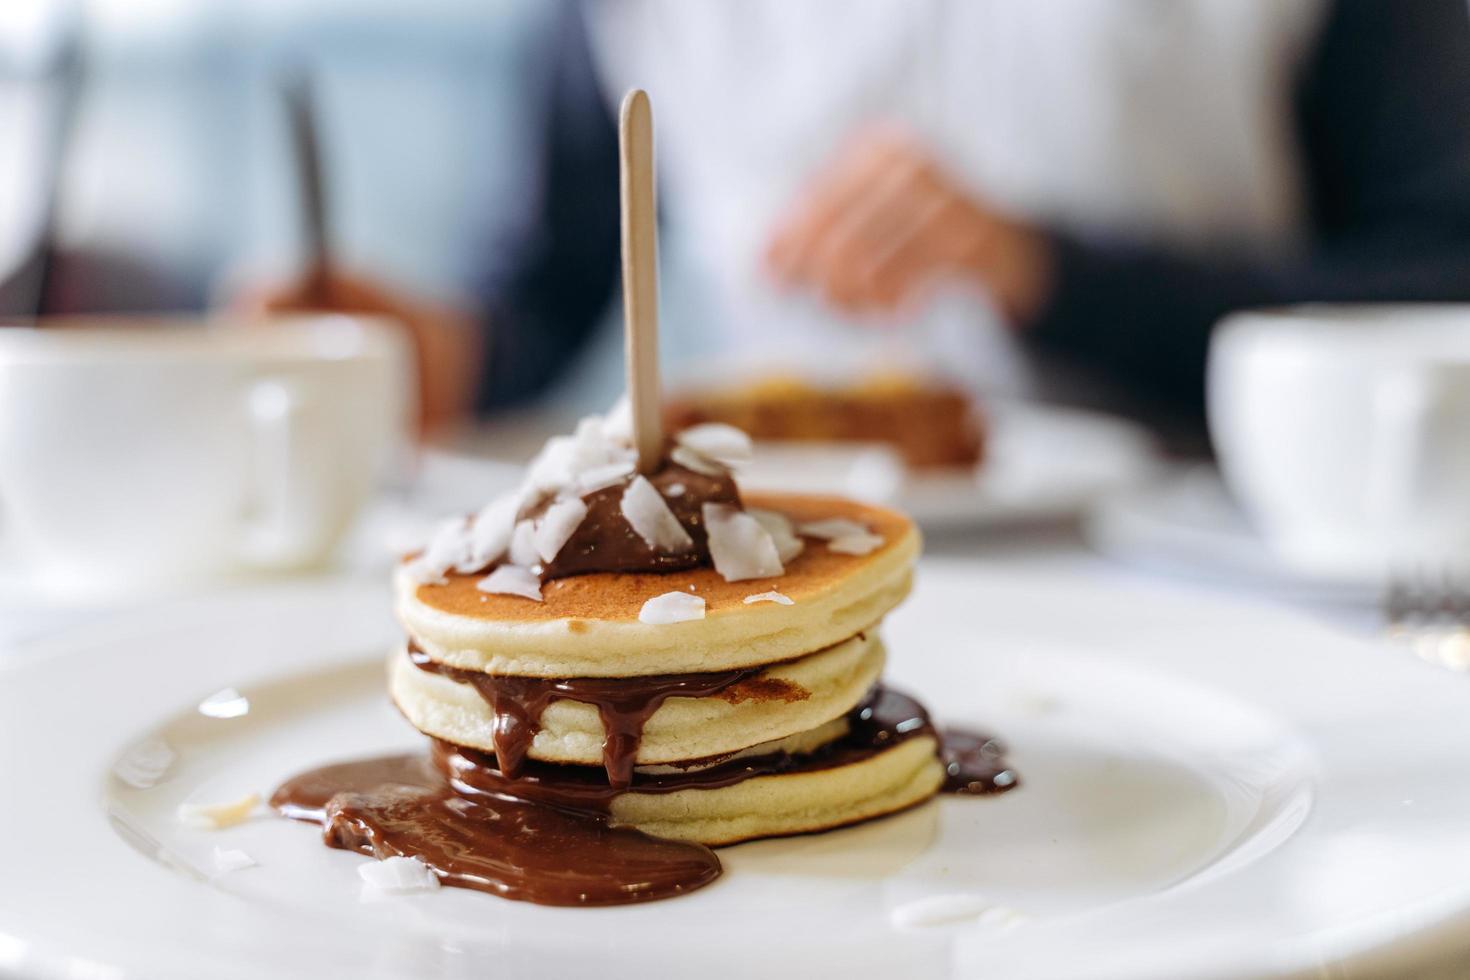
[585,0,1325,393]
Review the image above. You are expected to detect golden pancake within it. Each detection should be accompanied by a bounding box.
[611,735,943,846]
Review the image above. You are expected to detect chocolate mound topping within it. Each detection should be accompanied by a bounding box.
[527,456,740,580]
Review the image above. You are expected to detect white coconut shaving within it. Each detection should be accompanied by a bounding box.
[508,519,540,567]
[669,445,728,478]
[703,503,784,582]
[638,591,706,624]
[742,591,794,605]
[533,497,588,562]
[796,516,884,555]
[404,517,473,585]
[675,423,752,465]
[358,856,440,896]
[828,532,885,555]
[522,408,637,499]
[211,847,258,876]
[749,508,804,564]
[198,688,250,719]
[621,476,694,552]
[477,565,543,601]
[796,517,871,540]
[578,459,637,494]
[113,736,175,789]
[601,395,634,445]
[890,894,998,929]
[177,791,261,831]
[461,493,518,571]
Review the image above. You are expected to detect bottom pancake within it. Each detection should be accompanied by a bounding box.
[612,735,941,845]
[433,686,946,846]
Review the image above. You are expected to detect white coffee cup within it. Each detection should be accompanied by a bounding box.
[0,314,414,596]
[1208,305,1470,581]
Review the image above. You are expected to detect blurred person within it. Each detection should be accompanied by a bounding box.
[249,0,1470,434]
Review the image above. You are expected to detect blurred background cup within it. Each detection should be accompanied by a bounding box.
[1208,305,1470,581]
[0,313,413,597]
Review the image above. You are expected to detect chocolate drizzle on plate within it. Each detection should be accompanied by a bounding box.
[938,728,1021,795]
[408,644,806,789]
[269,754,720,906]
[269,685,1008,906]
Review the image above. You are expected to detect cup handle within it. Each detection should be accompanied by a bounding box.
[240,377,337,569]
[1364,369,1434,529]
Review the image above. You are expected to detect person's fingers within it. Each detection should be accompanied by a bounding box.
[852,193,960,310]
[801,156,944,309]
[766,130,915,282]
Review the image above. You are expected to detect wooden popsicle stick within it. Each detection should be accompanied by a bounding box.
[619,88,663,474]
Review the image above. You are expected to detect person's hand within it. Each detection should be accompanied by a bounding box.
[235,269,482,435]
[766,127,1053,324]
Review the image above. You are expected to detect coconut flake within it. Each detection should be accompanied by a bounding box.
[749,508,805,564]
[177,791,261,831]
[638,591,706,624]
[477,565,543,601]
[890,894,996,928]
[675,423,752,465]
[523,434,577,496]
[404,517,472,584]
[829,532,885,555]
[602,396,634,445]
[211,847,258,875]
[621,476,694,552]
[358,856,440,895]
[578,459,636,494]
[460,493,518,571]
[508,519,540,567]
[663,482,686,497]
[113,737,175,789]
[743,591,794,606]
[703,503,784,582]
[198,688,250,719]
[669,445,728,478]
[533,497,588,562]
[796,517,871,540]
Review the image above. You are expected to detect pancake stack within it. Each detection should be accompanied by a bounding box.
[389,406,942,845]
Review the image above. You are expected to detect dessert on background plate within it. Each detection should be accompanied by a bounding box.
[664,372,984,470]
[271,402,1018,905]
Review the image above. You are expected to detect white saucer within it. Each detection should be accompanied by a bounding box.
[3,564,1470,979]
[1083,465,1382,604]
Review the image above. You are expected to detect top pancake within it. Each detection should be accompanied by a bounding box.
[397,493,919,677]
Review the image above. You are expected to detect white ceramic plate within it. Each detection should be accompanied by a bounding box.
[4,565,1470,980]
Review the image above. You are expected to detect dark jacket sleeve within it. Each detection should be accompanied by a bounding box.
[1026,0,1470,414]
[472,1,619,412]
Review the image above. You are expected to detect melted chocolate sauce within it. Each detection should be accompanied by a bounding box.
[271,686,1015,906]
[408,644,804,789]
[528,459,741,580]
[269,754,720,906]
[434,687,941,811]
[938,728,1020,795]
